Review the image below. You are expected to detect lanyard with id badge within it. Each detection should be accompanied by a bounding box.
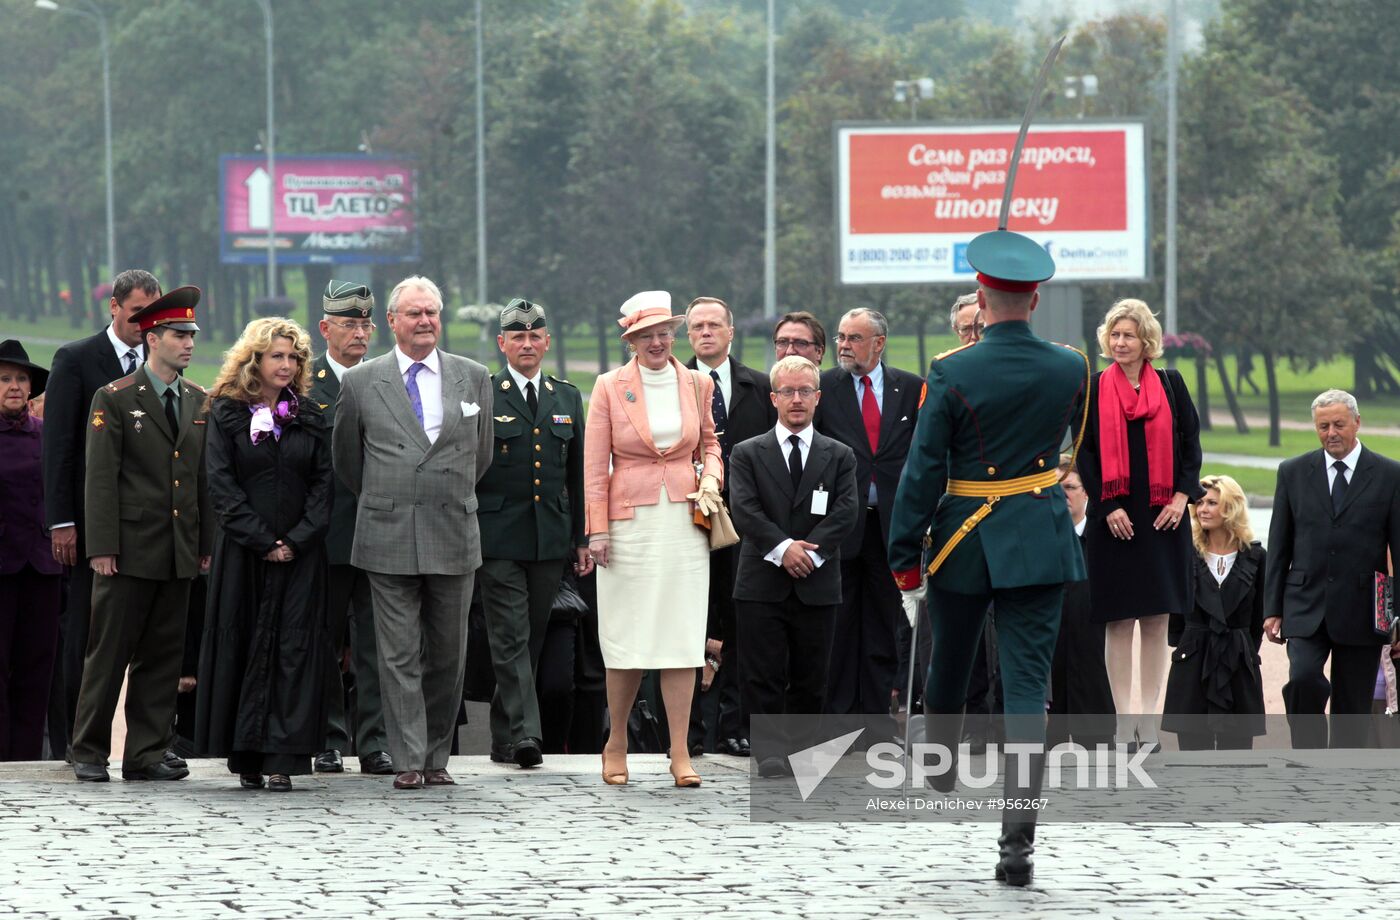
[811,484,829,515]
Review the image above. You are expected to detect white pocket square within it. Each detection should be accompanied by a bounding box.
[461,401,480,417]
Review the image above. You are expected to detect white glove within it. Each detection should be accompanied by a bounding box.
[687,474,722,516]
[900,584,926,630]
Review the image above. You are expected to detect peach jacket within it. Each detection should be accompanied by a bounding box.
[584,356,723,535]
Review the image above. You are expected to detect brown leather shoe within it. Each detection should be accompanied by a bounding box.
[424,768,455,786]
[392,770,425,790]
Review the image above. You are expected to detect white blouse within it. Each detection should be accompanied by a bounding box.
[640,363,682,452]
[1205,551,1237,585]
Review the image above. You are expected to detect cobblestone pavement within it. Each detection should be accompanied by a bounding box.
[0,755,1393,919]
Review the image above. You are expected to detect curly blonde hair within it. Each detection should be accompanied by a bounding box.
[1096,298,1164,362]
[1191,474,1254,556]
[210,317,313,404]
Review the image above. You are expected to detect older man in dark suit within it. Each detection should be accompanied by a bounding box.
[813,308,923,715]
[1265,388,1400,749]
[730,356,858,777]
[41,269,161,759]
[684,296,776,757]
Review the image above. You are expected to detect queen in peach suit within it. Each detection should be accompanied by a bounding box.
[584,290,722,788]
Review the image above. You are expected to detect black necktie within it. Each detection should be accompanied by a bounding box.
[164,390,179,437]
[525,380,538,417]
[1331,459,1348,514]
[710,370,729,458]
[123,349,138,374]
[788,434,803,492]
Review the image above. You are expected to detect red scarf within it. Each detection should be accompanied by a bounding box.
[1097,361,1174,506]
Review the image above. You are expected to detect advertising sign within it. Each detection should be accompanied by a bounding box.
[835,121,1148,284]
[220,155,418,265]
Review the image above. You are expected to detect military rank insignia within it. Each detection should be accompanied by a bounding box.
[552,415,572,425]
[90,410,105,429]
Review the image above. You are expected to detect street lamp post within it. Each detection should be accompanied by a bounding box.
[475,0,487,310]
[252,0,276,297]
[764,0,776,331]
[37,0,115,275]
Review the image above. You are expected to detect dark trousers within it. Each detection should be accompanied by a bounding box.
[1283,625,1380,749]
[0,566,63,760]
[537,617,577,754]
[925,583,1063,743]
[322,564,387,755]
[739,596,838,758]
[71,573,191,768]
[60,549,95,748]
[1176,731,1252,751]
[826,509,900,715]
[478,558,560,751]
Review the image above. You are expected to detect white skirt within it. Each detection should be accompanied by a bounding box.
[596,484,709,669]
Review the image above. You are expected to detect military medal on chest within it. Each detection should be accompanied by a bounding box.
[129,409,146,433]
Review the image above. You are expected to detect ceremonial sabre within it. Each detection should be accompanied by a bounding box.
[998,34,1068,230]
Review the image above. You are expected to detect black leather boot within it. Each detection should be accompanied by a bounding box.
[995,751,1046,886]
[921,708,965,793]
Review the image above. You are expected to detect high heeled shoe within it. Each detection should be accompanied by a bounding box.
[670,764,701,788]
[601,750,628,786]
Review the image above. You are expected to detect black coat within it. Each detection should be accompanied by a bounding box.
[1049,533,1115,735]
[195,395,333,757]
[1078,367,1204,622]
[1162,543,1267,735]
[813,362,923,558]
[307,355,357,565]
[1265,446,1400,647]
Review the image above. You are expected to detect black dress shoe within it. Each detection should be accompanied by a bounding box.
[689,741,705,757]
[358,751,395,775]
[267,774,292,792]
[121,761,189,781]
[718,737,751,757]
[239,774,264,790]
[73,762,110,782]
[162,750,188,770]
[512,738,543,769]
[757,756,791,778]
[489,746,511,764]
[314,750,344,773]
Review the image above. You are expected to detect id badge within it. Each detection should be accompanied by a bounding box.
[811,487,829,516]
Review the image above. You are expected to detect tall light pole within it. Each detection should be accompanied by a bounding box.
[252,0,277,297]
[37,0,115,274]
[1165,0,1179,337]
[475,0,487,308]
[763,0,776,332]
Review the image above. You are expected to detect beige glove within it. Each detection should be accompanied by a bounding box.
[900,584,926,630]
[687,474,722,516]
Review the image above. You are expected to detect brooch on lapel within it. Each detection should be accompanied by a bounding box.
[317,369,326,379]
[624,390,635,403]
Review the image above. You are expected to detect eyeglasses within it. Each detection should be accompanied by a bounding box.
[835,332,880,345]
[774,387,817,399]
[954,323,985,337]
[327,320,375,332]
[1062,482,1084,492]
[774,337,817,350]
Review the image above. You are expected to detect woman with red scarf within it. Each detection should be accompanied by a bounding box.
[1077,299,1204,752]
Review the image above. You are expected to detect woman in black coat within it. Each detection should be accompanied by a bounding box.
[1162,475,1266,749]
[1077,299,1204,751]
[196,318,332,791]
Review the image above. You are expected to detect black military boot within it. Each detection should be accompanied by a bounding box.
[921,708,965,793]
[995,751,1046,887]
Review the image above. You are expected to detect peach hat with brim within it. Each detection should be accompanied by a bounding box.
[617,290,685,339]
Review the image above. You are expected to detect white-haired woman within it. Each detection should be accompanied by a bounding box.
[1162,475,1267,750]
[1077,298,1204,751]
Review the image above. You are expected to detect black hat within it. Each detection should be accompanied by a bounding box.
[323,280,374,318]
[965,230,1055,292]
[131,285,201,332]
[0,339,50,398]
[500,298,547,331]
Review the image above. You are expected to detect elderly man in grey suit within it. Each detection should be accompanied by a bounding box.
[333,276,494,790]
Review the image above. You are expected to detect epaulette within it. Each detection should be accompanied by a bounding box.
[104,374,137,393]
[182,380,208,394]
[933,341,976,361]
[548,374,575,388]
[1052,341,1089,361]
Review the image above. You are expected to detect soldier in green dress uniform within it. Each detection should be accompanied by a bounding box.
[887,231,1090,886]
[70,286,214,783]
[310,281,393,775]
[476,299,591,768]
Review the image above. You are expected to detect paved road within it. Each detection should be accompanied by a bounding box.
[0,756,1390,918]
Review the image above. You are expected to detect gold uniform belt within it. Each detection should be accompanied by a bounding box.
[926,469,1063,577]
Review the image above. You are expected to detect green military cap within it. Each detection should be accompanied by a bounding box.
[500,298,547,331]
[323,280,374,318]
[965,230,1055,293]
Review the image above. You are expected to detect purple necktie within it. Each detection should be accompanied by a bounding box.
[405,362,426,428]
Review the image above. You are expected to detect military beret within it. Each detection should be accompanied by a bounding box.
[131,286,201,332]
[323,280,374,318]
[965,230,1055,293]
[500,298,547,331]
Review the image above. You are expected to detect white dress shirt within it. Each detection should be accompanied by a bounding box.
[1325,439,1362,491]
[506,363,544,404]
[764,421,826,570]
[700,356,732,408]
[853,362,885,505]
[395,346,443,444]
[1074,516,1086,537]
[1205,551,1237,585]
[325,352,353,382]
[107,323,140,374]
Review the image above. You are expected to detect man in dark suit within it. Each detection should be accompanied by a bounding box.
[71,287,214,782]
[310,281,393,776]
[730,355,858,777]
[477,299,590,769]
[684,296,776,757]
[1265,388,1400,749]
[41,269,162,760]
[813,308,922,715]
